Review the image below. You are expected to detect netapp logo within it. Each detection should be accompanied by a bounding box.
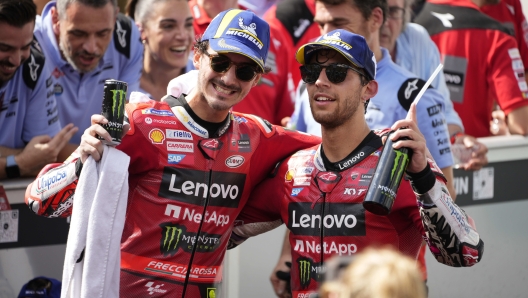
[287,202,366,236]
[158,167,246,208]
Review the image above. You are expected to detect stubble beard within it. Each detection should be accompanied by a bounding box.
[311,89,362,129]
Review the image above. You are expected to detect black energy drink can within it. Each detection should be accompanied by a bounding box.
[98,79,127,145]
[363,132,412,215]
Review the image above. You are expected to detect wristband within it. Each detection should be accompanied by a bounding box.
[450,131,464,144]
[407,163,436,194]
[5,155,20,178]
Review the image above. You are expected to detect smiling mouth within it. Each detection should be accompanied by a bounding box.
[213,83,236,96]
[170,46,188,53]
[315,96,335,102]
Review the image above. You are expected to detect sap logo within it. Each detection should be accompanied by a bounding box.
[168,154,186,164]
[344,188,366,195]
[432,118,445,128]
[158,168,246,208]
[288,202,366,236]
[291,188,304,196]
[427,104,442,117]
[225,155,245,168]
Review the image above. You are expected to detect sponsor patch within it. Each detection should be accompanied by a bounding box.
[167,141,193,152]
[166,129,193,140]
[294,177,311,186]
[508,48,521,59]
[291,188,304,196]
[168,154,186,164]
[158,167,246,208]
[225,155,245,168]
[295,167,314,176]
[149,128,165,144]
[142,108,174,117]
[285,169,295,182]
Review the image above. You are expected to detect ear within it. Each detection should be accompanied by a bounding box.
[51,6,60,35]
[363,80,378,100]
[136,22,146,42]
[369,6,384,32]
[251,73,262,87]
[193,50,202,69]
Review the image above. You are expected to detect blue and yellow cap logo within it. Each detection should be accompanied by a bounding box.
[202,9,270,71]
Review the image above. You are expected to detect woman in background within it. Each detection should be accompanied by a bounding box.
[127,0,194,100]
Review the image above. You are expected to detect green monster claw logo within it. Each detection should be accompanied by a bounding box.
[160,223,184,257]
[298,258,312,289]
[110,89,126,118]
[390,149,410,182]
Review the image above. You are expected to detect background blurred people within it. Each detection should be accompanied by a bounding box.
[126,0,194,100]
[319,248,427,298]
[415,0,528,137]
[33,0,143,145]
[0,0,77,179]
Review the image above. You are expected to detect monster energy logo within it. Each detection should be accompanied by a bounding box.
[110,89,126,118]
[298,258,312,288]
[160,223,184,257]
[390,149,409,181]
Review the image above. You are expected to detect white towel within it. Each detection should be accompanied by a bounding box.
[61,146,130,298]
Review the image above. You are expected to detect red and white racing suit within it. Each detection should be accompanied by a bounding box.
[25,96,320,297]
[231,131,484,297]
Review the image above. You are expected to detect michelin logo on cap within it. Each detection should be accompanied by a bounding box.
[225,17,264,50]
[318,32,352,51]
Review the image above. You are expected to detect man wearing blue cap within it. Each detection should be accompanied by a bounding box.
[231,29,483,297]
[25,9,320,297]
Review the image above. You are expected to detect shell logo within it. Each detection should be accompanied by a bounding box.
[285,169,295,182]
[149,128,165,144]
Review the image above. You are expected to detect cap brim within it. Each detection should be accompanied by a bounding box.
[296,42,363,70]
[208,37,265,72]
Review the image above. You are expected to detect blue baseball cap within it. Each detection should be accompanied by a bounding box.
[202,9,270,72]
[296,29,377,80]
[18,276,61,298]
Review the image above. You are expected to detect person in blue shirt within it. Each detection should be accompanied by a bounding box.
[380,0,488,171]
[0,0,77,180]
[34,0,143,145]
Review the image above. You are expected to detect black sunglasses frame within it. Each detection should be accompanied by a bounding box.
[300,63,367,85]
[203,52,260,82]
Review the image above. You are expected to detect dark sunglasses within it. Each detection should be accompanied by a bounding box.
[203,52,260,82]
[300,63,366,84]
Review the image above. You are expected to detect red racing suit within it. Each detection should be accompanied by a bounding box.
[231,131,484,297]
[188,0,294,125]
[25,97,320,297]
[482,0,528,73]
[415,0,528,137]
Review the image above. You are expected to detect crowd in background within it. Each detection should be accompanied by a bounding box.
[1,0,527,297]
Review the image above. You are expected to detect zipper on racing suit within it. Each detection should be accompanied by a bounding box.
[181,156,215,297]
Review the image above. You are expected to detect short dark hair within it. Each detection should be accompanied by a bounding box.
[317,0,388,24]
[57,0,117,19]
[0,0,36,27]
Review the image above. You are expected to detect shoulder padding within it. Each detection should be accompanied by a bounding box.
[22,38,46,90]
[114,13,133,59]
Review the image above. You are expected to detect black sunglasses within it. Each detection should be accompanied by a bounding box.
[203,52,260,82]
[300,63,366,84]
